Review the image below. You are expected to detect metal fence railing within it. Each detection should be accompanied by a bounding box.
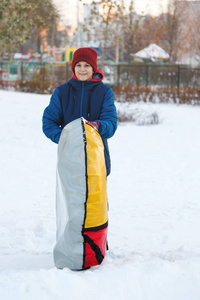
[0,61,200,88]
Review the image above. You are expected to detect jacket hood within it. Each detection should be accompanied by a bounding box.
[72,69,104,82]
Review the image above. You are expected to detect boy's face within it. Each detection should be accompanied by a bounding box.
[75,61,93,81]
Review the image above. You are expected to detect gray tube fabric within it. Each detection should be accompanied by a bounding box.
[53,118,86,270]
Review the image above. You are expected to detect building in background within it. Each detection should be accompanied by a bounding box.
[131,44,170,63]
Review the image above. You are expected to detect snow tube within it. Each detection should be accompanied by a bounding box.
[54,117,108,270]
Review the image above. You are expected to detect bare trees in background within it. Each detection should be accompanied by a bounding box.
[79,0,200,65]
[179,0,200,64]
[131,0,200,64]
[157,0,200,64]
[80,0,144,62]
[191,14,200,64]
[1,0,200,65]
[80,0,126,62]
[158,0,187,62]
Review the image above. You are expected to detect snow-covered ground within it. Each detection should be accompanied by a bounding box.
[0,90,200,300]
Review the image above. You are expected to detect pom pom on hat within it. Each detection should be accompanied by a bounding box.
[71,47,98,74]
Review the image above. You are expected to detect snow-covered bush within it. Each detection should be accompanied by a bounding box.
[116,102,160,125]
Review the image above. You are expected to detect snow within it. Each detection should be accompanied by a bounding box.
[0,89,200,300]
[132,43,170,59]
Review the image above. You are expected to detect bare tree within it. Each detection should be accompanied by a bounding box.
[79,0,143,62]
[158,0,188,62]
[121,0,143,61]
[80,1,118,63]
[179,0,200,65]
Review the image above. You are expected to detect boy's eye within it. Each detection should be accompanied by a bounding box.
[75,63,91,69]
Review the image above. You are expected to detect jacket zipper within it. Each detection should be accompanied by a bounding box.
[73,94,76,115]
[80,82,84,117]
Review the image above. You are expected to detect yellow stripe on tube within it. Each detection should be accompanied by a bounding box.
[84,124,108,229]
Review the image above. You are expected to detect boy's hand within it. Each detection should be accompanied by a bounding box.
[85,121,99,132]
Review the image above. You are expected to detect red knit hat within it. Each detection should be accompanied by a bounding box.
[71,47,98,74]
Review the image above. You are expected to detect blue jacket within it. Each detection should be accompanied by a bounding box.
[42,71,117,175]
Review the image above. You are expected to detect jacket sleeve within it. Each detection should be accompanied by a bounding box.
[42,87,63,144]
[96,87,117,139]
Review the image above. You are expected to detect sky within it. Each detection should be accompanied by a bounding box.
[52,0,169,26]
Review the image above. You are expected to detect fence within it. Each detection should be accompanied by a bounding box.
[0,61,200,88]
[103,64,200,88]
